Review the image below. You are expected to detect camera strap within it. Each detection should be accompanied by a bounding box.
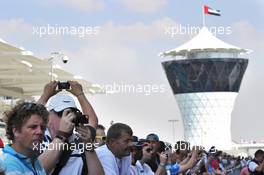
[81,152,88,175]
[51,142,73,175]
[51,142,88,175]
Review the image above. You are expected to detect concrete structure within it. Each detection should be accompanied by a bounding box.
[161,27,250,149]
[0,39,103,99]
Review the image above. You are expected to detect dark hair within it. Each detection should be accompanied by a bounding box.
[255,149,264,158]
[106,123,133,143]
[96,124,105,130]
[215,150,222,157]
[3,101,49,141]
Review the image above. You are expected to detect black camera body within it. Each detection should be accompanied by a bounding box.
[72,111,89,125]
[58,81,70,90]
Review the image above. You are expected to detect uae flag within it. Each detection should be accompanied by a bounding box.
[204,5,221,16]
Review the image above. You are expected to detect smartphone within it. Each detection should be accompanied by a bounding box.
[58,82,70,89]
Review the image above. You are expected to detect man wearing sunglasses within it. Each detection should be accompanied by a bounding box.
[37,81,104,175]
[145,133,161,172]
[95,124,106,147]
[1,102,48,175]
[131,141,167,175]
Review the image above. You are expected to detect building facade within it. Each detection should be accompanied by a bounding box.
[161,27,249,149]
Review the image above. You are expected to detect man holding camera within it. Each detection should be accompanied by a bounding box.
[37,81,104,175]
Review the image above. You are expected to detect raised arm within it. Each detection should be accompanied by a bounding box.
[67,81,98,128]
[178,146,200,173]
[37,81,60,105]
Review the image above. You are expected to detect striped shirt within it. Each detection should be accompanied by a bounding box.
[42,129,85,175]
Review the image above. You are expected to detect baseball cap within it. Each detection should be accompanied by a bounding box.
[132,136,146,147]
[146,133,159,142]
[132,136,140,146]
[48,95,77,112]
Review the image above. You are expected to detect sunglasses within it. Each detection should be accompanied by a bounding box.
[96,136,106,141]
[53,108,78,118]
[145,148,153,153]
[22,102,37,110]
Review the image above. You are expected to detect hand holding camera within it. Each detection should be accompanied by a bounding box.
[58,109,76,136]
[72,110,89,126]
[159,152,169,165]
[58,81,84,97]
[58,109,89,137]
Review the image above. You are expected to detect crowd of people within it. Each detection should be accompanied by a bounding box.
[0,81,263,175]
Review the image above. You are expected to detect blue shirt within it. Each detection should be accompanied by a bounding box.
[2,144,46,175]
[166,163,180,175]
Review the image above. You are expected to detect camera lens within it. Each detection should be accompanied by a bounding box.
[72,111,89,125]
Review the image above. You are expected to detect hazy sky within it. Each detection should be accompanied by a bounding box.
[0,0,263,144]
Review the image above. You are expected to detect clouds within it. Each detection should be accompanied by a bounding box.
[1,1,264,143]
[0,19,33,44]
[117,0,168,13]
[224,21,264,141]
[37,0,168,13]
[61,43,141,82]
[0,17,184,45]
[96,18,179,43]
[230,21,264,52]
[51,17,187,82]
[38,0,106,12]
[62,0,106,11]
[254,0,264,7]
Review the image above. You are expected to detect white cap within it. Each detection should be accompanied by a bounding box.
[48,95,77,112]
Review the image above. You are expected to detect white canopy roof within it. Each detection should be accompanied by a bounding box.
[161,27,250,57]
[0,39,103,99]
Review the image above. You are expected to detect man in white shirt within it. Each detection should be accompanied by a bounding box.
[96,123,133,175]
[248,149,264,175]
[37,81,104,175]
[132,142,167,175]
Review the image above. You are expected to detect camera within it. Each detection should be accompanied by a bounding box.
[72,110,89,125]
[62,56,69,63]
[72,111,96,142]
[58,81,70,90]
